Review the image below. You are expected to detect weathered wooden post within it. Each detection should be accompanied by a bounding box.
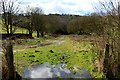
[103,44,114,79]
[5,41,15,80]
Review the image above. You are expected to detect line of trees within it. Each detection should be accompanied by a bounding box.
[13,13,106,36]
[11,8,119,38]
[0,1,108,37]
[1,0,120,38]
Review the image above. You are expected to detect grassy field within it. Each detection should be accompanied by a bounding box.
[13,35,102,78]
[1,26,38,37]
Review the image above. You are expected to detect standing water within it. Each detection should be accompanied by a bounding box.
[22,62,92,78]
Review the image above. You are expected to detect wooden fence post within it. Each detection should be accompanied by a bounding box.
[5,42,15,80]
[103,44,114,79]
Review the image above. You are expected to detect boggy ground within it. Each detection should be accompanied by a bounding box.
[13,35,103,78]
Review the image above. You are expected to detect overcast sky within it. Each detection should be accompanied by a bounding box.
[18,0,105,15]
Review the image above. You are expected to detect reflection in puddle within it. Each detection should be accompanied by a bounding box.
[22,62,92,78]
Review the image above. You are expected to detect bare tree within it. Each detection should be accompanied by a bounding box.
[0,0,19,34]
[31,7,44,37]
[24,6,33,36]
[97,0,120,36]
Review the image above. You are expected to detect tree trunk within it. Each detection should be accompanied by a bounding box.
[9,13,13,35]
[6,25,9,34]
[41,32,44,37]
[2,3,9,34]
[37,30,40,38]
[3,13,9,34]
[5,42,15,80]
[28,29,32,37]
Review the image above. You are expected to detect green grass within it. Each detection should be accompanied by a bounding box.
[0,23,37,37]
[1,26,41,38]
[14,27,28,34]
[1,26,28,34]
[13,35,103,78]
